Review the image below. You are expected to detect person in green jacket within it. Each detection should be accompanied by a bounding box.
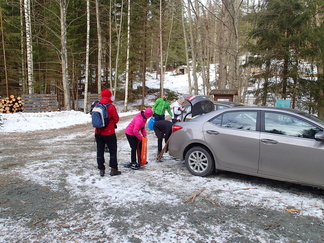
[153,92,173,121]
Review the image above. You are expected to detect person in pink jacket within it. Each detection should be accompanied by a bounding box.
[124,108,153,169]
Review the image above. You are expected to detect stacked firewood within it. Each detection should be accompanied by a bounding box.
[0,95,23,113]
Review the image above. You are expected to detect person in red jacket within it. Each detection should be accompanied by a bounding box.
[95,89,120,177]
[124,107,153,170]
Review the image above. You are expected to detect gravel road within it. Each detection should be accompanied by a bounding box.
[0,116,323,242]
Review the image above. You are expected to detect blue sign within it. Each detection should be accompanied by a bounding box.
[275,99,291,108]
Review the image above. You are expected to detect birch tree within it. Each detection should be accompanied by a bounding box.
[95,0,102,95]
[314,3,324,118]
[83,0,90,113]
[123,0,130,112]
[23,0,34,94]
[308,1,324,118]
[20,0,26,94]
[181,0,192,94]
[194,0,209,96]
[228,0,243,99]
[187,0,198,94]
[109,0,112,90]
[218,0,229,89]
[59,0,71,110]
[113,0,124,98]
[159,0,164,95]
[140,0,148,107]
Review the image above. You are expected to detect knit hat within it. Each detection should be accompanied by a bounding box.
[101,89,112,98]
[163,92,168,96]
[144,108,153,118]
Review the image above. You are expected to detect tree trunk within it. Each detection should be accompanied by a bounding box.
[60,0,71,110]
[123,0,130,112]
[187,0,198,94]
[318,71,324,119]
[83,0,91,113]
[164,1,174,74]
[262,60,271,106]
[218,0,227,89]
[19,0,27,94]
[0,8,9,97]
[181,1,192,94]
[282,52,289,99]
[195,0,209,96]
[24,0,34,94]
[114,0,124,98]
[159,0,164,96]
[314,4,324,118]
[141,2,148,107]
[109,0,112,90]
[232,0,242,100]
[96,0,102,95]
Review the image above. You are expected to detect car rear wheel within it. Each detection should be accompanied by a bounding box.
[185,146,215,176]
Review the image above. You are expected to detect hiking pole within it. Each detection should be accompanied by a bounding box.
[156,138,170,161]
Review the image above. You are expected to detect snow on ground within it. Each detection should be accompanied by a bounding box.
[0,70,195,133]
[0,70,323,242]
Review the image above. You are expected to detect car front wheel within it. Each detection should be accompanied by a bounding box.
[185,146,215,176]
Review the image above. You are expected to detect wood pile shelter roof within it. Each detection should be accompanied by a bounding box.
[210,89,238,95]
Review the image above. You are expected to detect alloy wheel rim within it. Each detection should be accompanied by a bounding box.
[188,151,208,173]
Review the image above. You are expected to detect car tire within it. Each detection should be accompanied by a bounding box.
[185,146,215,177]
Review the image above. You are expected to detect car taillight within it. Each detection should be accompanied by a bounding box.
[172,125,183,133]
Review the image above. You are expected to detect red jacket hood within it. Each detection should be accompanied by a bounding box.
[100,97,113,104]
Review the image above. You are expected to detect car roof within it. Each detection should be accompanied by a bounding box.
[213,101,245,107]
[189,106,324,126]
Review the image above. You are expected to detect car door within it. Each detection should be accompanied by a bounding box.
[259,111,324,187]
[204,110,260,173]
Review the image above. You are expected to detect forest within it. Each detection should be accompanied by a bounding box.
[0,0,323,118]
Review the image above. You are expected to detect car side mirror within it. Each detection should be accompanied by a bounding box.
[315,131,324,141]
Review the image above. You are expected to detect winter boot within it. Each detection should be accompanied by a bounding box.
[130,163,140,170]
[124,162,140,170]
[110,168,121,176]
[100,169,105,177]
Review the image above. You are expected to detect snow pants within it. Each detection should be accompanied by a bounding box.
[126,134,140,163]
[95,133,118,170]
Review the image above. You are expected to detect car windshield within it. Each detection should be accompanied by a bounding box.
[216,104,230,110]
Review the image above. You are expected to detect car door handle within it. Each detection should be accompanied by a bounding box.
[206,130,219,135]
[261,139,278,144]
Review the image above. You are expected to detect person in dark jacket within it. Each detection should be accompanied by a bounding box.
[94,89,120,177]
[153,120,173,158]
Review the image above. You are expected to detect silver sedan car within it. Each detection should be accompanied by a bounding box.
[169,107,324,189]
